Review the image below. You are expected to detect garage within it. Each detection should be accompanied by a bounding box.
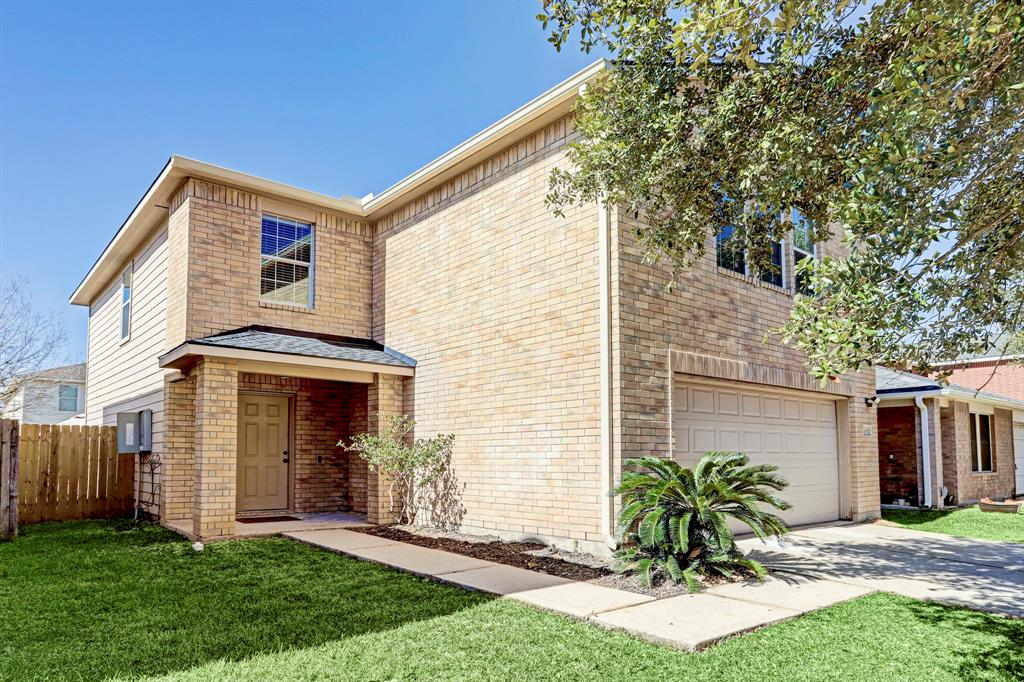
[672,380,841,527]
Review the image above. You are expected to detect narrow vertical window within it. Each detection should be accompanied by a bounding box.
[970,412,993,472]
[58,384,79,412]
[120,266,133,341]
[716,224,746,274]
[792,208,816,295]
[260,214,314,307]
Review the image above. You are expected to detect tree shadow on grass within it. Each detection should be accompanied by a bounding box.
[903,599,1024,680]
[0,520,492,681]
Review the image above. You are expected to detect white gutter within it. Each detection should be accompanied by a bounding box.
[877,386,1024,412]
[914,396,933,508]
[598,192,618,550]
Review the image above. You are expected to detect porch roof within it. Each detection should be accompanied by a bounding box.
[158,326,415,379]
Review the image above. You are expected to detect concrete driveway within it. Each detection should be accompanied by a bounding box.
[738,522,1024,618]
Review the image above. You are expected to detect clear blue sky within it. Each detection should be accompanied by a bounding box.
[0,0,598,362]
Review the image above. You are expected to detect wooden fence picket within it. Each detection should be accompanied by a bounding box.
[0,422,130,528]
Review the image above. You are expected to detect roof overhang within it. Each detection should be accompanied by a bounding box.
[931,354,1024,368]
[877,386,1024,412]
[70,60,610,308]
[158,342,415,380]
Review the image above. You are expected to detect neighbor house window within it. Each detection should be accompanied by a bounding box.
[120,266,133,341]
[715,225,784,287]
[260,214,313,307]
[969,412,993,472]
[58,384,79,412]
[792,208,816,295]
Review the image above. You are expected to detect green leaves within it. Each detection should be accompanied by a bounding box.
[612,451,791,591]
[540,0,1024,375]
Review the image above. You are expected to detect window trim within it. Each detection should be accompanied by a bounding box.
[715,227,786,288]
[259,213,315,309]
[58,384,79,412]
[969,411,994,473]
[119,264,133,344]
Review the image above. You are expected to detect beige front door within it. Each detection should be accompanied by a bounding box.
[237,393,290,512]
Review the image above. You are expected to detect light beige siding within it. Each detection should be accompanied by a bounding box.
[85,225,170,482]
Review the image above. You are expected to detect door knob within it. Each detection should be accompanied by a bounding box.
[282,449,290,463]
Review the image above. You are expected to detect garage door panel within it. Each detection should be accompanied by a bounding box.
[673,382,841,527]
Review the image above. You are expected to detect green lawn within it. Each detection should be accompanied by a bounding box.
[883,506,1024,543]
[1,521,1022,681]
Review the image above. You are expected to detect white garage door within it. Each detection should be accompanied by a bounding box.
[673,380,841,527]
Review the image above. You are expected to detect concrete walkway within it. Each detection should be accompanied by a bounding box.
[739,522,1024,618]
[285,528,873,650]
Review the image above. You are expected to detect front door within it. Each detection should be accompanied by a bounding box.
[1014,422,1024,497]
[237,393,290,512]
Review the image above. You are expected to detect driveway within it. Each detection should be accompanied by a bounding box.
[738,522,1024,618]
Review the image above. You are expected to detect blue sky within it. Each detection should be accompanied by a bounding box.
[0,1,598,361]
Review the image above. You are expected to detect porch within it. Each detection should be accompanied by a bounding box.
[156,326,415,541]
[165,511,368,540]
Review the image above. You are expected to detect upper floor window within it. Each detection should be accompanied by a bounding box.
[792,208,816,295]
[969,412,993,472]
[58,384,79,412]
[120,266,133,341]
[260,214,313,307]
[715,225,784,287]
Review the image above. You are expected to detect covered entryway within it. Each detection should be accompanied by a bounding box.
[673,380,841,526]
[1015,421,1024,497]
[237,393,291,513]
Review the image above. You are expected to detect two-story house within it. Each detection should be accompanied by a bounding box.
[71,61,881,549]
[1,363,87,425]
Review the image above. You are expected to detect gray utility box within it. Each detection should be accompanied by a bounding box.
[117,409,153,454]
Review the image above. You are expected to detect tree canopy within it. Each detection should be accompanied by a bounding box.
[539,0,1023,380]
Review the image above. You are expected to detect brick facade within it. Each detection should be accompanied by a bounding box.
[127,113,882,544]
[615,209,881,522]
[940,362,1024,401]
[943,402,1016,503]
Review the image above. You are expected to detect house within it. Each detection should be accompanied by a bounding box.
[69,61,881,548]
[932,351,1024,402]
[876,367,1024,507]
[0,363,86,425]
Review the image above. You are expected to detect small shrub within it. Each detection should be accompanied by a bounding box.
[342,416,455,525]
[613,452,791,590]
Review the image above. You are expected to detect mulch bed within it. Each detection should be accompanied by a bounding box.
[353,526,610,581]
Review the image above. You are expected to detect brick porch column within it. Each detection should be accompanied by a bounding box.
[192,357,238,539]
[366,373,406,524]
[848,372,881,521]
[161,371,196,523]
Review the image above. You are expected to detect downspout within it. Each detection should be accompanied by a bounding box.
[598,192,618,550]
[915,396,933,509]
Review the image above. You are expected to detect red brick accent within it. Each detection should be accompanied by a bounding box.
[877,406,921,505]
[940,362,1024,401]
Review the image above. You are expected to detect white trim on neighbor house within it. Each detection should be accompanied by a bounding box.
[157,342,416,378]
[876,386,1024,413]
[69,59,610,308]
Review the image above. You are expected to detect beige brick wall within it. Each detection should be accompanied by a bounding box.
[366,373,408,524]
[372,116,604,546]
[614,208,880,521]
[167,178,373,344]
[161,372,196,522]
[192,357,238,538]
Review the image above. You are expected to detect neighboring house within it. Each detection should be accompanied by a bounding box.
[932,352,1024,402]
[70,60,880,547]
[0,363,87,425]
[876,367,1024,507]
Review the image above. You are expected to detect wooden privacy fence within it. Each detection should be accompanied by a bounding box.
[1,420,17,539]
[17,423,133,524]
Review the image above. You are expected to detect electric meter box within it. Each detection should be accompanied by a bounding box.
[117,409,153,454]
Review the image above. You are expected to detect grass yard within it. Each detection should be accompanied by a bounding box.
[1,521,1022,682]
[883,506,1024,543]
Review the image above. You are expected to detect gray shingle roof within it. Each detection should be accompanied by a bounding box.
[190,327,414,368]
[17,362,87,382]
[875,367,940,393]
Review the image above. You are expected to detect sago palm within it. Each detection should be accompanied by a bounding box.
[613,451,791,590]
